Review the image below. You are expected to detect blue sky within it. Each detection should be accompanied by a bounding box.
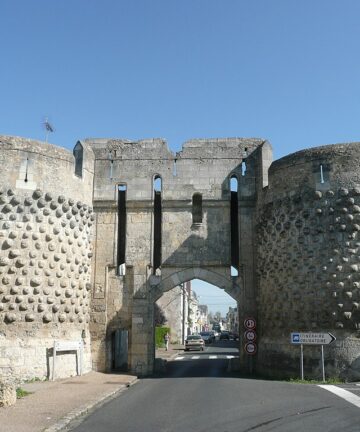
[2,0,360,315]
[1,0,360,159]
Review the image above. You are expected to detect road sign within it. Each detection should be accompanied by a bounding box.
[244,330,257,342]
[244,342,257,355]
[290,332,336,345]
[244,317,256,330]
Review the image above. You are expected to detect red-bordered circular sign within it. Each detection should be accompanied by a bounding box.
[244,342,257,355]
[244,330,257,342]
[244,317,256,330]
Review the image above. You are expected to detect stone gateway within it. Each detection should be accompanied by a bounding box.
[1,135,360,381]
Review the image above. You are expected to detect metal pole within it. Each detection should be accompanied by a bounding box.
[300,344,304,380]
[182,284,185,345]
[321,345,325,382]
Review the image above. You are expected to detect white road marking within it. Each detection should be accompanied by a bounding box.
[175,356,184,361]
[318,385,360,408]
[209,355,217,359]
[191,356,200,360]
[341,388,360,392]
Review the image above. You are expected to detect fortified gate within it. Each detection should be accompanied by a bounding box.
[1,135,360,381]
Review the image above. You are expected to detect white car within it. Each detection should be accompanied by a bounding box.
[184,335,205,351]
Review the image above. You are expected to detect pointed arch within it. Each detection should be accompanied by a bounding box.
[156,267,241,302]
[73,141,83,177]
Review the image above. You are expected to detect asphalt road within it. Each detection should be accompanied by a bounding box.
[70,340,360,431]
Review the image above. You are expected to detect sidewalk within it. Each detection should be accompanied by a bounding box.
[154,344,183,373]
[155,343,184,361]
[0,345,182,432]
[0,371,137,432]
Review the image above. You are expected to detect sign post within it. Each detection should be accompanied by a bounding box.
[290,332,336,382]
[244,317,257,374]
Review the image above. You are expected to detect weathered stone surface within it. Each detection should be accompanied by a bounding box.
[3,135,360,381]
[0,382,16,407]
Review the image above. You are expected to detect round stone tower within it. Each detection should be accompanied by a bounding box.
[0,136,94,381]
[256,142,360,379]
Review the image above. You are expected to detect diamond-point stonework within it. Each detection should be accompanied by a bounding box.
[2,136,360,382]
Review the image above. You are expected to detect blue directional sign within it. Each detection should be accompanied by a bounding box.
[292,333,300,343]
[290,332,336,345]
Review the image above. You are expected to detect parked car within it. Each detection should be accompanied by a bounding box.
[209,331,216,342]
[220,331,230,340]
[184,335,205,351]
[199,331,213,344]
[212,330,220,339]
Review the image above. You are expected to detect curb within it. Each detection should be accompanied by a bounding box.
[42,378,138,432]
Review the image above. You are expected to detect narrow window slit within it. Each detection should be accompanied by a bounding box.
[73,142,84,178]
[109,151,114,179]
[320,164,324,184]
[241,161,247,177]
[24,157,29,182]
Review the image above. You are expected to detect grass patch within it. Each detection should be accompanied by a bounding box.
[289,377,344,385]
[229,371,345,385]
[25,377,46,383]
[16,388,32,399]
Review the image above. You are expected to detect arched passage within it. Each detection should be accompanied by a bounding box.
[156,268,241,303]
[153,268,242,369]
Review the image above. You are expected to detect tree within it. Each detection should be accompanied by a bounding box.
[154,303,166,326]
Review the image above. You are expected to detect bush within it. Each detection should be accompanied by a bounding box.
[155,326,170,348]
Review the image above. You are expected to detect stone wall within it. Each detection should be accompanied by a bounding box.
[256,142,360,379]
[156,286,185,343]
[87,137,265,375]
[10,134,360,379]
[0,136,94,381]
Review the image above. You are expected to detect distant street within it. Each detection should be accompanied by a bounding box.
[70,340,360,432]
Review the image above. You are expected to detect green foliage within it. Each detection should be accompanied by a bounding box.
[155,326,170,348]
[154,303,166,326]
[25,377,45,383]
[289,377,344,385]
[16,388,32,399]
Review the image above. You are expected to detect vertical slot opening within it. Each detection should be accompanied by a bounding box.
[24,157,29,182]
[153,175,162,274]
[109,151,114,179]
[230,175,239,274]
[117,184,127,275]
[73,142,84,178]
[192,193,203,224]
[241,161,247,177]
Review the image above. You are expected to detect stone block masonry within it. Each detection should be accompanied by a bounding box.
[0,136,94,382]
[2,134,360,381]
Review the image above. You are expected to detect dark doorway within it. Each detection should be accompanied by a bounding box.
[111,329,129,371]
